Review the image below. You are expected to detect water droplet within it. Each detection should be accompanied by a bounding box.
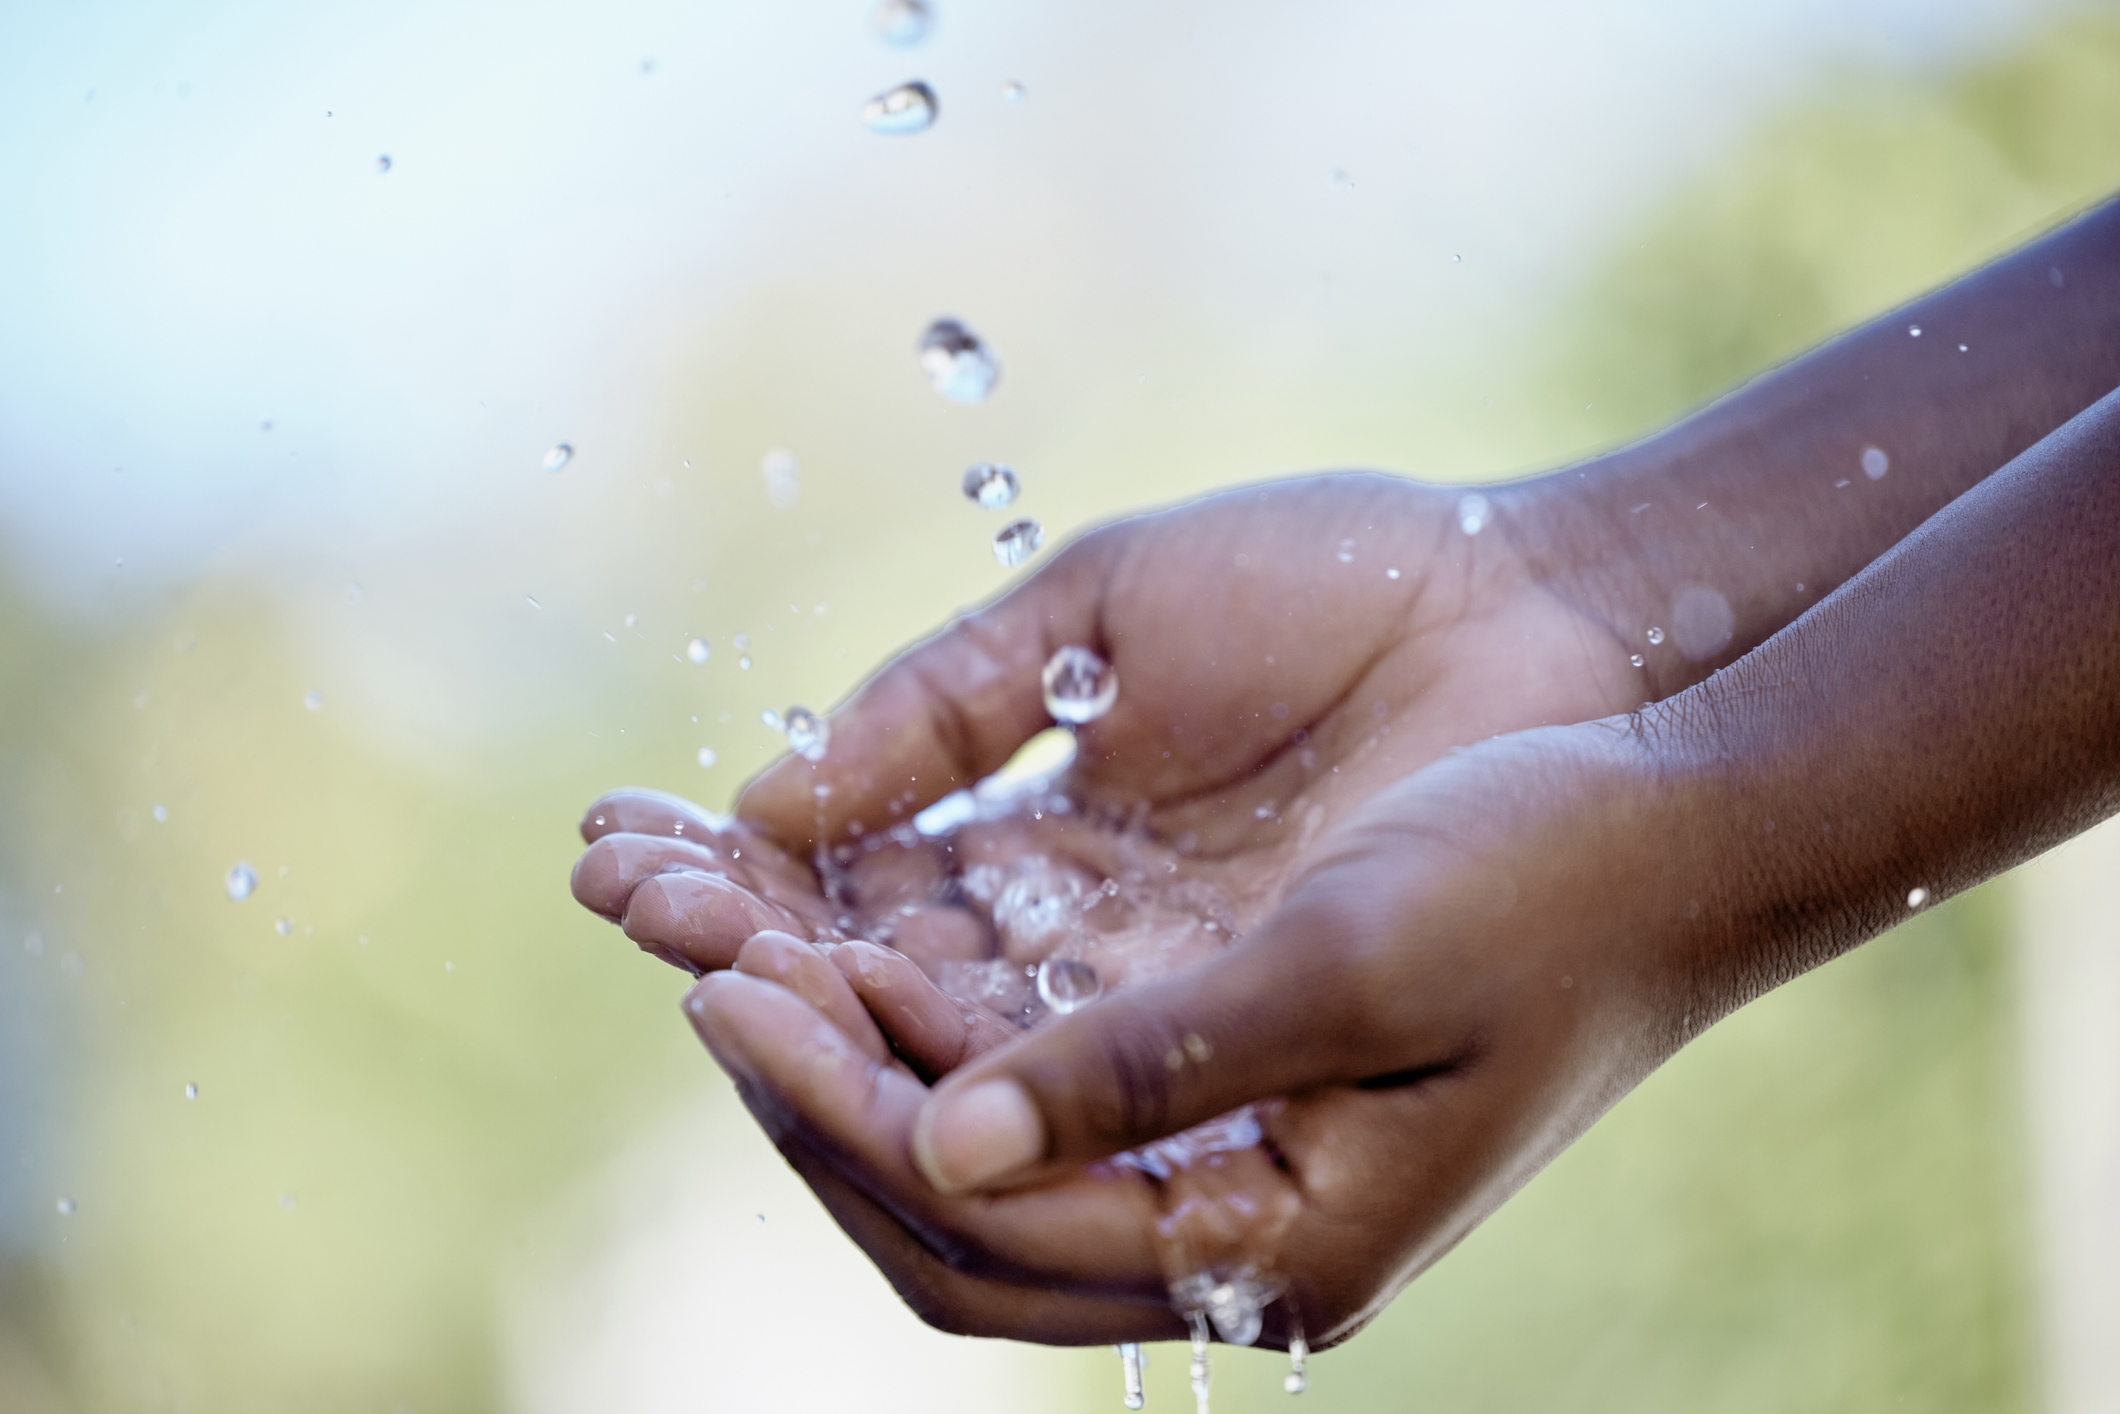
[347,582,364,604]
[1630,653,1644,667]
[919,318,1000,402]
[863,81,938,135]
[280,1192,297,1209]
[185,1082,198,1100]
[1002,79,1026,102]
[785,707,829,762]
[761,448,800,508]
[1386,567,1400,580]
[961,462,1020,510]
[275,918,293,937]
[994,518,1045,567]
[1189,1314,1213,1414]
[1042,645,1117,723]
[226,862,257,901]
[376,154,392,173]
[686,637,711,664]
[542,443,573,473]
[1908,324,1922,338]
[1036,957,1102,1013]
[1907,887,1928,909]
[151,804,167,823]
[761,709,784,732]
[56,1198,74,1216]
[1327,167,1354,191]
[623,613,637,630]
[872,0,931,44]
[1336,539,1355,563]
[1118,1344,1146,1410]
[525,595,541,609]
[1453,253,1462,262]
[1861,446,1889,480]
[1457,492,1491,536]
[1285,1332,1309,1394]
[696,746,718,769]
[304,690,323,712]
[1646,626,1665,646]
[739,655,753,670]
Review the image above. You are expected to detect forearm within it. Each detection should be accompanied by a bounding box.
[1654,385,2120,1011]
[1509,196,2120,689]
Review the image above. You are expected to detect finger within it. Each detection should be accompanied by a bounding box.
[737,536,1119,852]
[831,940,1015,1081]
[734,931,890,1064]
[580,788,728,843]
[686,971,1165,1289]
[570,833,738,919]
[771,1130,1185,1345]
[906,870,1443,1194]
[623,873,822,971]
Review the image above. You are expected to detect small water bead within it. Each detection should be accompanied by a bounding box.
[1457,492,1491,536]
[994,518,1045,567]
[872,0,931,44]
[1002,80,1026,102]
[785,707,829,762]
[1646,626,1665,646]
[962,462,1020,510]
[1118,1343,1145,1410]
[151,804,167,823]
[542,443,573,473]
[863,81,938,135]
[920,318,1000,402]
[275,919,293,937]
[1041,645,1118,724]
[1335,539,1354,563]
[686,637,711,665]
[1907,887,1929,909]
[304,690,323,712]
[1862,446,1889,480]
[226,862,257,901]
[185,1082,198,1100]
[1036,957,1102,1013]
[1630,653,1645,668]
[1908,324,1922,338]
[761,709,784,732]
[739,655,753,670]
[56,1198,75,1216]
[376,154,392,173]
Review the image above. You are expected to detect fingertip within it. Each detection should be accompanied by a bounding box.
[912,1078,1046,1195]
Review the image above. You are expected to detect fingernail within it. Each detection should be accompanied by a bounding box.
[912,1079,1044,1194]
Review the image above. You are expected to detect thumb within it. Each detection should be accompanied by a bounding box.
[907,885,1412,1195]
[737,535,1118,853]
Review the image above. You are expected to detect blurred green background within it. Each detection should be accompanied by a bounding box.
[4,2,2118,1410]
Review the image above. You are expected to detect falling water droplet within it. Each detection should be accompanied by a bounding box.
[1118,1344,1146,1410]
[1907,887,1929,908]
[152,804,167,823]
[761,709,784,732]
[56,1198,75,1216]
[1042,645,1118,723]
[542,443,573,473]
[1646,626,1665,646]
[1861,446,1889,481]
[185,1082,198,1100]
[696,746,718,769]
[863,81,938,135]
[1002,80,1027,103]
[961,463,1020,509]
[871,0,931,44]
[280,1192,297,1209]
[1457,492,1491,536]
[785,707,829,762]
[275,918,293,937]
[1908,324,1922,338]
[1036,957,1102,1013]
[376,154,392,173]
[1285,1332,1309,1394]
[687,637,711,664]
[1630,653,1644,668]
[993,518,1045,568]
[762,448,801,508]
[304,690,323,712]
[226,863,257,901]
[1190,1314,1213,1414]
[919,318,1000,402]
[1336,539,1354,563]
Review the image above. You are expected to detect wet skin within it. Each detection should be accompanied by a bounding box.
[571,201,2120,1347]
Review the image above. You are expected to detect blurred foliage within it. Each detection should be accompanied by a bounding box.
[2,7,2118,1413]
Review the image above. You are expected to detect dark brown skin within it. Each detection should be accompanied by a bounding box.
[571,198,2120,1347]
